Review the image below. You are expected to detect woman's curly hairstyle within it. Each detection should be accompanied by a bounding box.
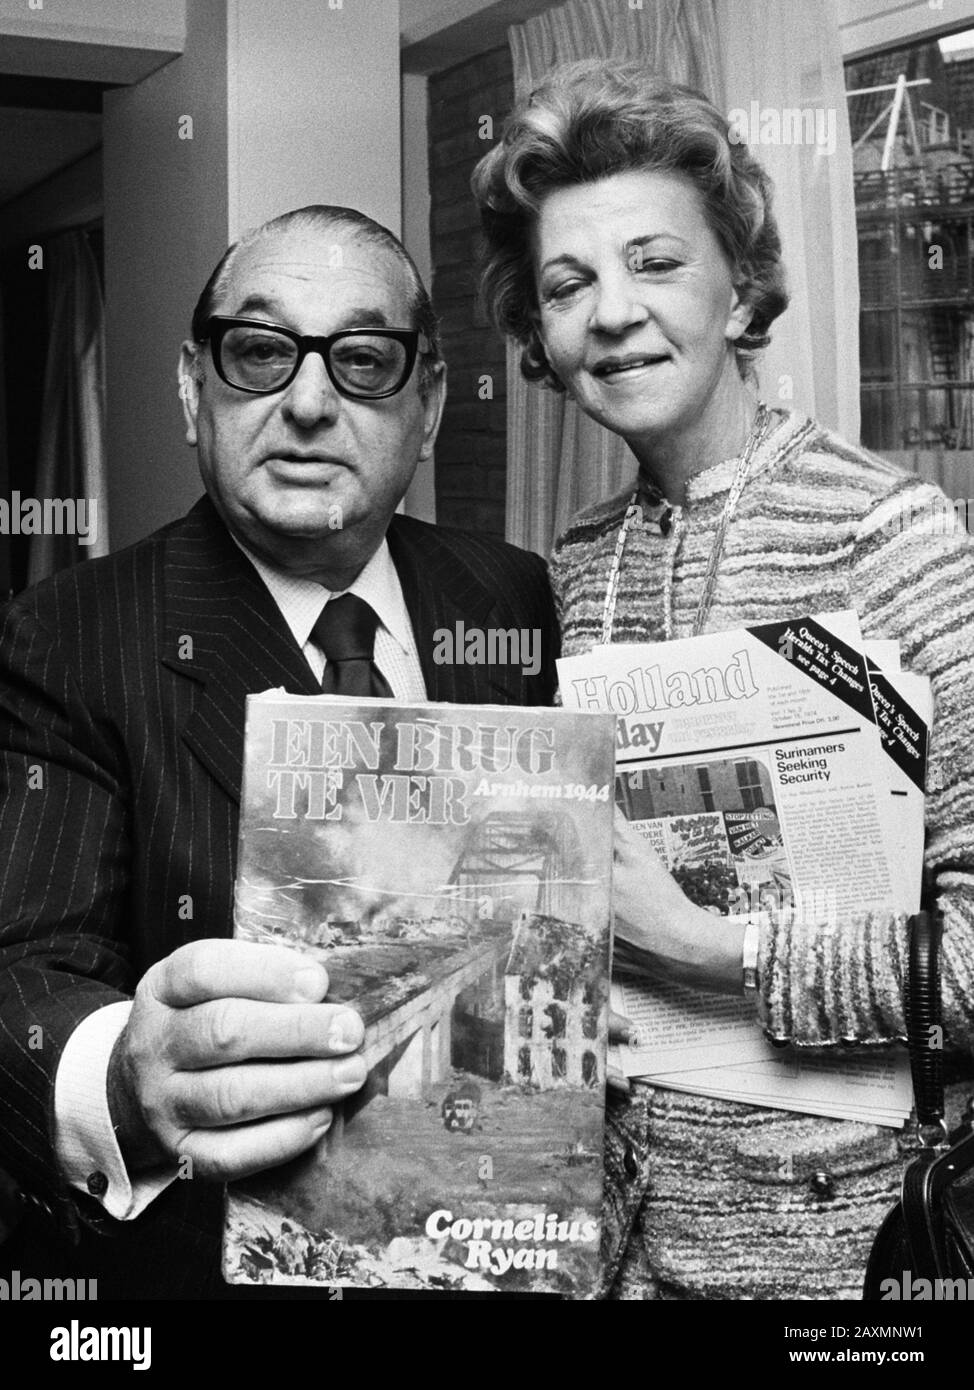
[471,60,789,390]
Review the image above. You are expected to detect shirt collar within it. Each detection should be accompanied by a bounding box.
[230,532,414,657]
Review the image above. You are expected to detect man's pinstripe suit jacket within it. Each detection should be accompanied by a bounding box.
[0,494,559,1297]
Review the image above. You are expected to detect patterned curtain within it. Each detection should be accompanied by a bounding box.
[504,0,858,556]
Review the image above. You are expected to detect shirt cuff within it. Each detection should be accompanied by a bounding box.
[54,1000,177,1220]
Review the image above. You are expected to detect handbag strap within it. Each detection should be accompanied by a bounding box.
[905,908,945,1136]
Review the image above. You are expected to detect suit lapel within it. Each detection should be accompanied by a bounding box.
[161,497,320,803]
[387,516,525,706]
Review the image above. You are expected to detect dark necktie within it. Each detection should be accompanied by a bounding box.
[311,593,393,699]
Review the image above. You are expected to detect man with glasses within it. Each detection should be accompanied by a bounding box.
[0,206,558,1297]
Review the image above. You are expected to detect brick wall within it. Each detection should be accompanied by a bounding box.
[428,46,513,536]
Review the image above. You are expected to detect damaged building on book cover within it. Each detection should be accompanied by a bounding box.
[503,910,603,1091]
[224,696,616,1294]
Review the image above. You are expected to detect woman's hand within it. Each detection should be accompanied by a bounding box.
[606,1008,637,1097]
[613,810,746,994]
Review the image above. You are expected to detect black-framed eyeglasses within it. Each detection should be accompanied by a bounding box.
[202,316,424,399]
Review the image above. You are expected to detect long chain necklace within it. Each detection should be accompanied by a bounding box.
[600,402,774,644]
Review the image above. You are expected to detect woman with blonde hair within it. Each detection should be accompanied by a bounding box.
[473,59,974,1300]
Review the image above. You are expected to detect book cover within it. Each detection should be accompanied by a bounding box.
[223,695,616,1296]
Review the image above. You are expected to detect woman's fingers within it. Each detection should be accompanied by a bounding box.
[606,1063,631,1098]
[607,1011,635,1096]
[608,1007,636,1046]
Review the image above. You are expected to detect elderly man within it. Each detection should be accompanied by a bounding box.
[0,206,558,1298]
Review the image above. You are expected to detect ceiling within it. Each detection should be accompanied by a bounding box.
[402,0,554,73]
[0,1,553,208]
[0,75,108,211]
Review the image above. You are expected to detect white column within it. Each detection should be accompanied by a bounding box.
[227,0,401,240]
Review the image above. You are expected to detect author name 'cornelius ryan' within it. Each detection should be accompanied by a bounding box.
[425,1210,599,1274]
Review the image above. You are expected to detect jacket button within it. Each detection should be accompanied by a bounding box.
[623,1142,639,1180]
[809,1169,836,1200]
[86,1170,109,1198]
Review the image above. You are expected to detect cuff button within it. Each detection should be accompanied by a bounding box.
[86,1170,109,1198]
[809,1169,836,1200]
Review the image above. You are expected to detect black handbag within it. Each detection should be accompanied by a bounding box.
[863,909,974,1299]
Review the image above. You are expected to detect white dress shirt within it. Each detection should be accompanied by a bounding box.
[54,535,427,1218]
[241,535,427,700]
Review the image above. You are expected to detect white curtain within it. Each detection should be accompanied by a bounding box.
[504,0,859,556]
[715,0,859,444]
[28,229,109,585]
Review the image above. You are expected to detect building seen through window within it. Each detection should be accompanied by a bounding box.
[846,28,974,512]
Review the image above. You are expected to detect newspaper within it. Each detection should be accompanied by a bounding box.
[864,647,931,917]
[559,611,924,1125]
